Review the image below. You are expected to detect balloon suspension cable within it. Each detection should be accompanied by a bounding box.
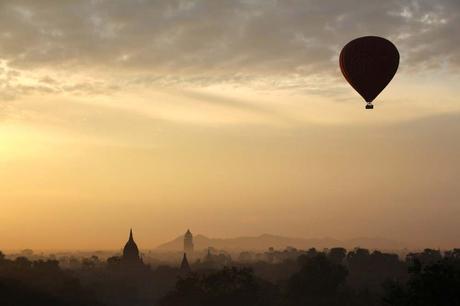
[365,101,374,110]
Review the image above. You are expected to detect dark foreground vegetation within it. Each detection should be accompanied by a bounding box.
[1,248,460,306]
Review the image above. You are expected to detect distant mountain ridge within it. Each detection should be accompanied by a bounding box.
[155,233,406,252]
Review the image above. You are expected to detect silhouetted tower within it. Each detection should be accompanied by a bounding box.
[123,229,142,263]
[180,253,191,275]
[184,229,194,255]
[205,247,213,262]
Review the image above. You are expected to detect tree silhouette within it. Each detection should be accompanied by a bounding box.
[159,267,277,306]
[383,258,460,306]
[287,253,348,306]
[328,247,347,264]
[0,253,101,306]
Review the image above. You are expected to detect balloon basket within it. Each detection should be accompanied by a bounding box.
[365,104,374,110]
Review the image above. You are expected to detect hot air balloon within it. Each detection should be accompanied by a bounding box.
[339,36,399,109]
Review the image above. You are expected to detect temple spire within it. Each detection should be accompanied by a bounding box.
[123,228,140,263]
[184,229,194,255]
[180,252,191,275]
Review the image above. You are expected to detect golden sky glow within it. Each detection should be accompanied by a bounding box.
[1,0,459,250]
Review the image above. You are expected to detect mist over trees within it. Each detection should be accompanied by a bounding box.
[1,248,460,306]
[0,251,101,306]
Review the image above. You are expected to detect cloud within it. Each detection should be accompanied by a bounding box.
[0,0,458,97]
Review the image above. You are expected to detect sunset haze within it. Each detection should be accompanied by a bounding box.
[1,0,459,250]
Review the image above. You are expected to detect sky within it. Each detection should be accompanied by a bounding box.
[0,0,459,251]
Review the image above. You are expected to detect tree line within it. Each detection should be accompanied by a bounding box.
[1,248,460,306]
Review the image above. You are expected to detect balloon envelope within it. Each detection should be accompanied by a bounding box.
[340,36,399,104]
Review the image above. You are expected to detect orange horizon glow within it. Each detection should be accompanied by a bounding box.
[1,1,459,251]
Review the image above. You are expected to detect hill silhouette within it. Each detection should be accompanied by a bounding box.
[155,234,405,252]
